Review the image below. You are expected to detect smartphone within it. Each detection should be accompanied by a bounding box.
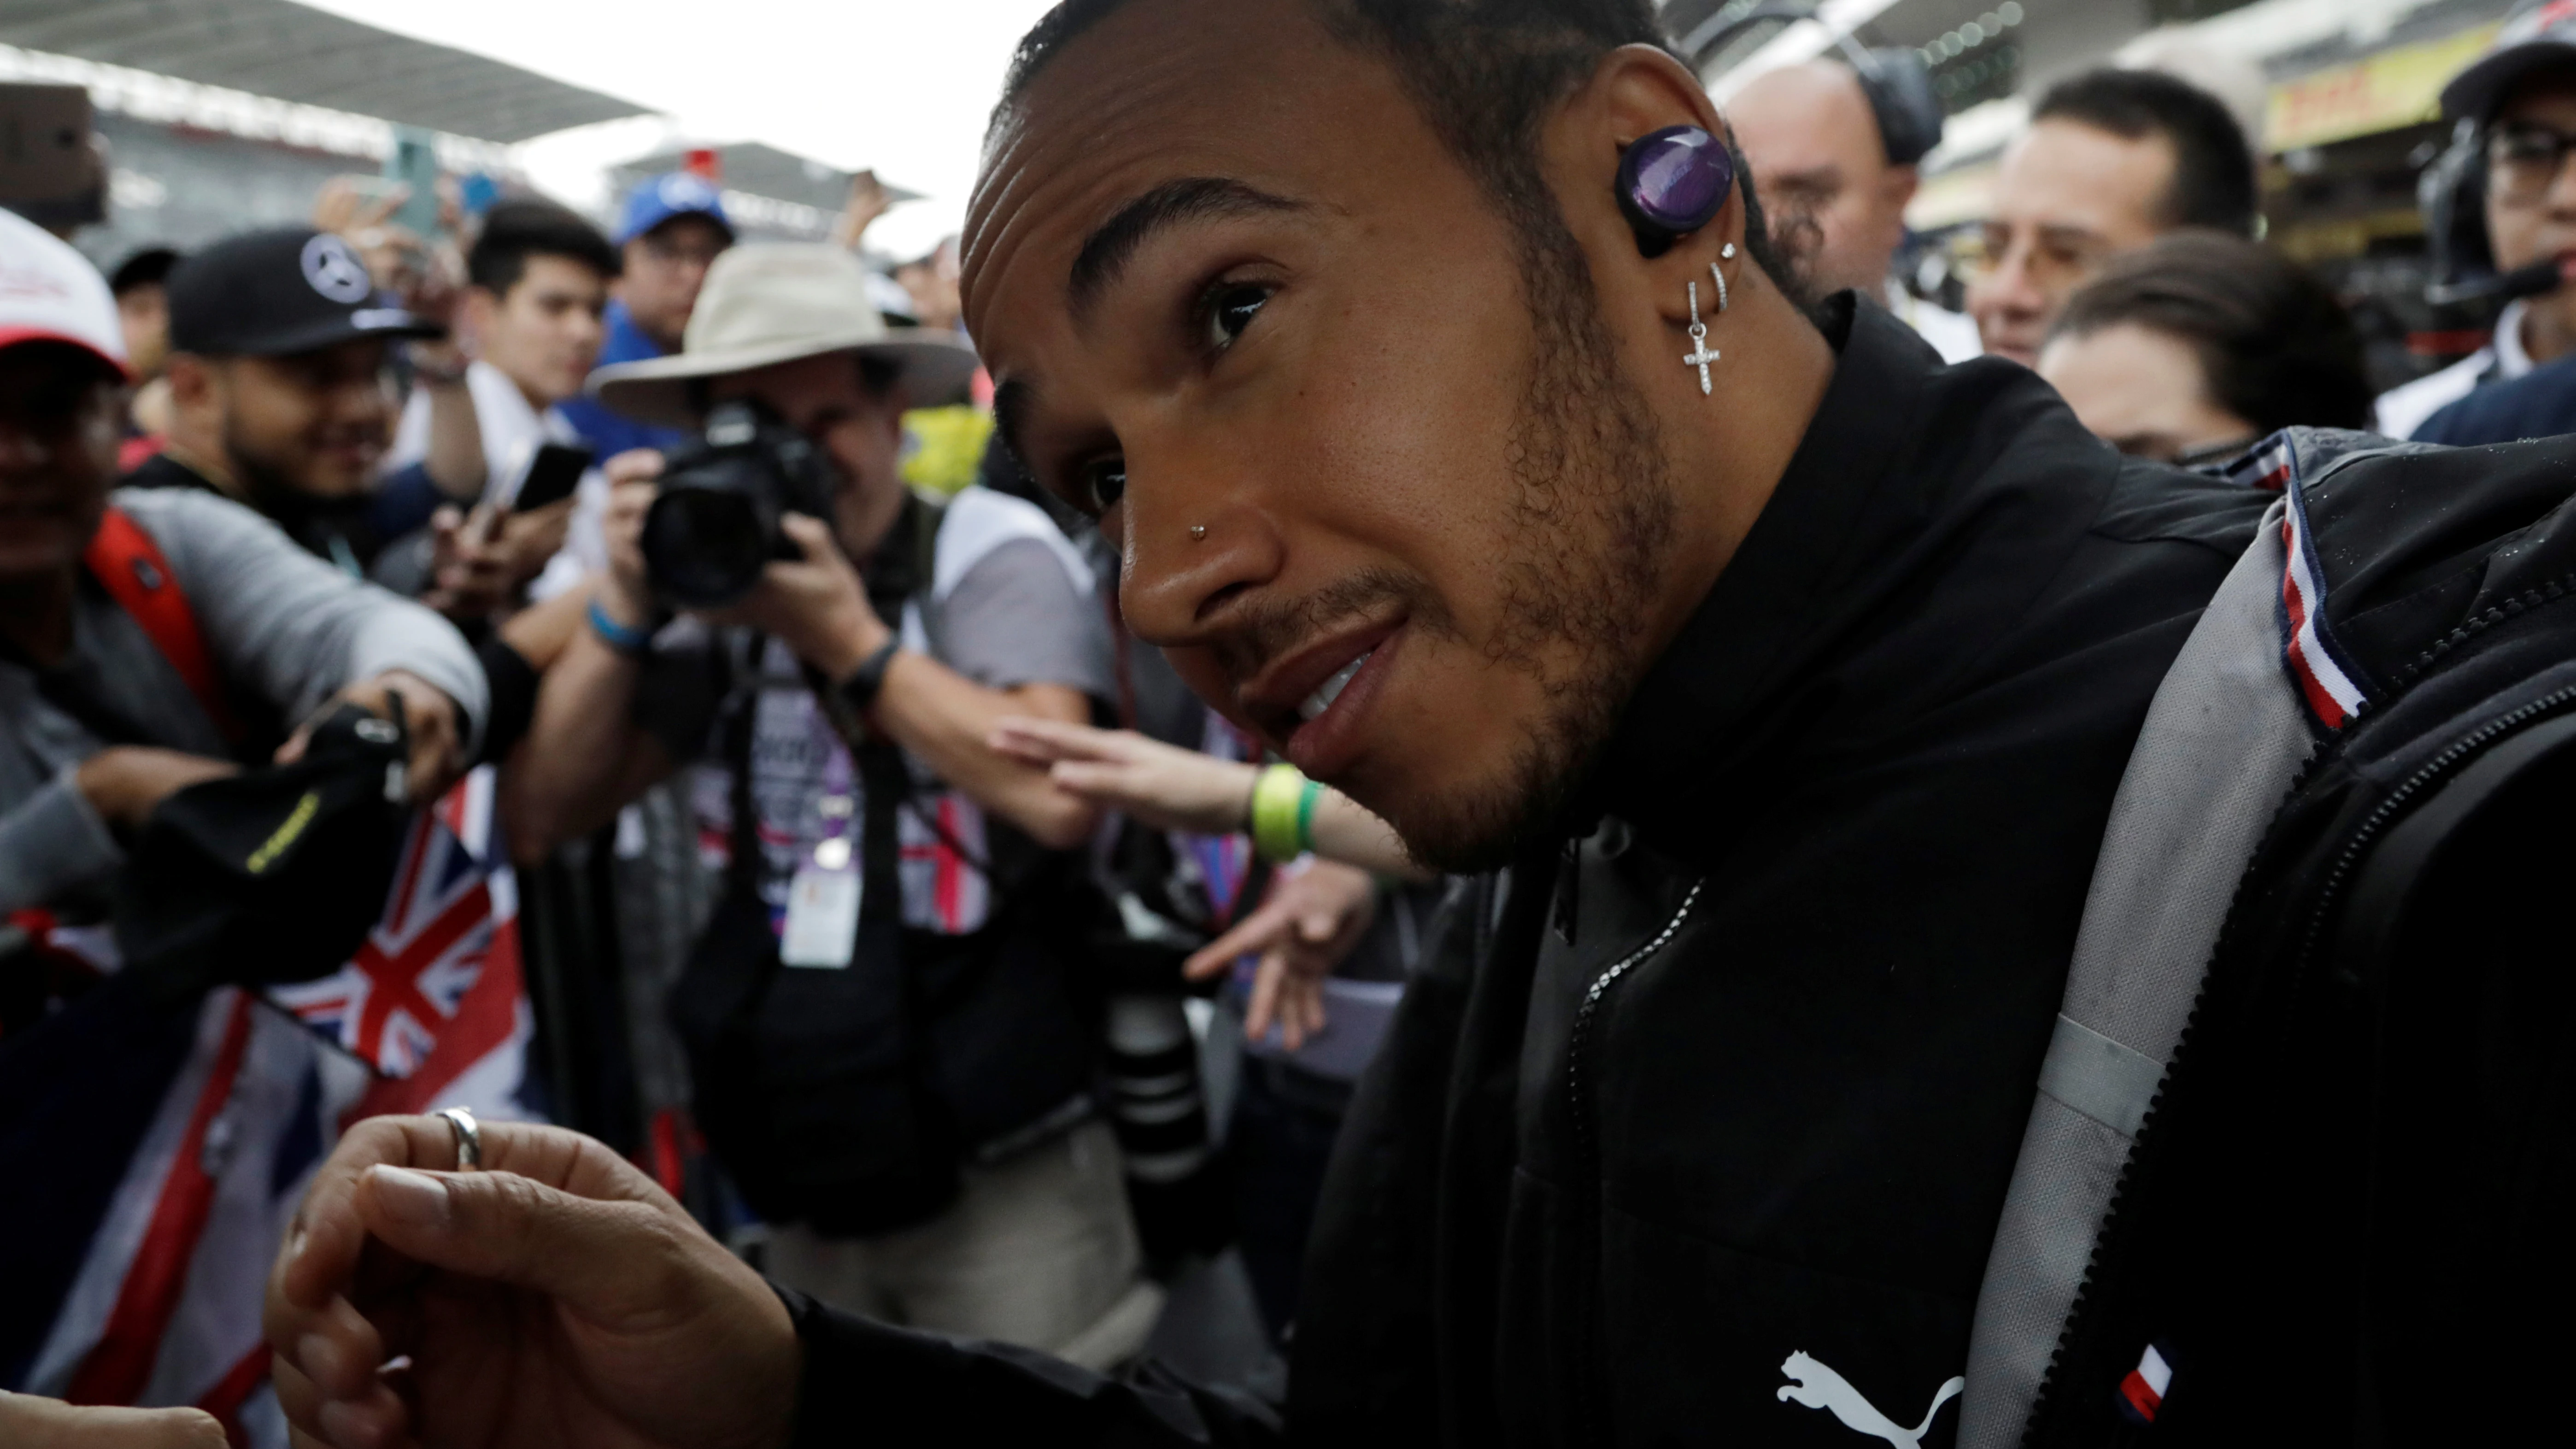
[511,442,595,513]
[0,84,104,230]
[383,129,441,241]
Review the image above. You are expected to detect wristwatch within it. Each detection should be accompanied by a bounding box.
[838,636,904,712]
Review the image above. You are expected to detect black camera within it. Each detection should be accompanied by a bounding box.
[641,399,840,609]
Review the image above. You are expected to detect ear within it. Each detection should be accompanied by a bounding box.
[462,286,501,334]
[1882,163,1921,212]
[1544,44,1749,321]
[162,352,215,410]
[878,384,912,443]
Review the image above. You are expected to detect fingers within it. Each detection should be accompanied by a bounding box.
[777,512,838,564]
[350,1162,720,1343]
[269,1298,407,1449]
[1245,946,1285,1042]
[0,1393,231,1448]
[602,449,665,488]
[1185,893,1296,980]
[270,1117,623,1323]
[986,716,1111,764]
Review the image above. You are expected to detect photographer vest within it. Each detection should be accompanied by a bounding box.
[670,485,1109,1238]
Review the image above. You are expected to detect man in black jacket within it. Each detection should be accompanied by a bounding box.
[261,2,2576,1445]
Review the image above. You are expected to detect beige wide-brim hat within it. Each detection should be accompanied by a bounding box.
[587,242,979,427]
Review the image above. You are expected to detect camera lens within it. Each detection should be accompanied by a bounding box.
[642,485,770,608]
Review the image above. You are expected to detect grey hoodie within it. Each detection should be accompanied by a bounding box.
[0,487,485,915]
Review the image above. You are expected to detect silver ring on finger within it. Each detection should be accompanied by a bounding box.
[437,1106,481,1172]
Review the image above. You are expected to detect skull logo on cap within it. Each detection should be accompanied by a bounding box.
[301,234,373,305]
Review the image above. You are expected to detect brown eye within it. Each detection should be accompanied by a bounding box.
[1203,282,1272,352]
[1084,457,1127,513]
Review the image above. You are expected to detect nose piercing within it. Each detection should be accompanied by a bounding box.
[1190,524,1207,541]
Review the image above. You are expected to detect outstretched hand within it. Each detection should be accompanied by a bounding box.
[987,717,1258,835]
[276,671,464,807]
[1185,859,1378,1050]
[264,1116,799,1449]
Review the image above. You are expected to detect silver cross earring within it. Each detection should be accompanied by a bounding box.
[1683,279,1719,396]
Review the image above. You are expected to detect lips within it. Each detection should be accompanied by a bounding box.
[1240,618,1397,734]
[1300,651,1371,722]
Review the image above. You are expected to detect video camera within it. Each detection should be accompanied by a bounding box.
[641,399,840,609]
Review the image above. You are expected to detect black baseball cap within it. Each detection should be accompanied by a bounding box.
[111,701,411,1003]
[2443,0,2576,125]
[166,226,443,358]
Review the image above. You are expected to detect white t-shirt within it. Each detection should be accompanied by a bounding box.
[2374,298,2535,440]
[387,360,607,599]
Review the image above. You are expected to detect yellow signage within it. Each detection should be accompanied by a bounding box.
[2266,23,2498,152]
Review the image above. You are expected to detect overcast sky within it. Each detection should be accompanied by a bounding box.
[301,0,1064,257]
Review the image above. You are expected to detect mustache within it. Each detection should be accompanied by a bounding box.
[1205,564,1431,682]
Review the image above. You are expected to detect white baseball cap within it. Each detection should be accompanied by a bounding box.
[0,206,129,378]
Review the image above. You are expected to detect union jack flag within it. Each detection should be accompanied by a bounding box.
[270,769,524,1086]
[6,768,533,1444]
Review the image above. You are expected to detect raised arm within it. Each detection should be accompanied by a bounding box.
[497,464,687,861]
[735,514,1105,851]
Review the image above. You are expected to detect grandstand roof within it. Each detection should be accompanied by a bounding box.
[0,0,648,142]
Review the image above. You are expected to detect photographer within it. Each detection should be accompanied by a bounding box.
[503,243,1157,1365]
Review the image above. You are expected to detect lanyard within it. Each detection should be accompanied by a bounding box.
[810,703,857,873]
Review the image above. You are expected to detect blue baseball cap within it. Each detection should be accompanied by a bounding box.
[614,171,734,248]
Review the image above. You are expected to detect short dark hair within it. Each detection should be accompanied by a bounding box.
[997,0,1811,310]
[110,246,182,298]
[467,199,619,297]
[2048,230,2371,435]
[2032,68,2259,237]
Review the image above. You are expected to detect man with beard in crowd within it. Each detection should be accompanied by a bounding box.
[267,1,2576,1444]
[122,228,443,575]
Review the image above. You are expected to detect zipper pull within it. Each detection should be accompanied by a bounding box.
[1552,836,1581,945]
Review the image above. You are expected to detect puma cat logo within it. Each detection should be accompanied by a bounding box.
[1776,1351,1965,1449]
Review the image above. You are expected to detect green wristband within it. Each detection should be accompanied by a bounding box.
[1249,763,1309,863]
[1295,778,1322,856]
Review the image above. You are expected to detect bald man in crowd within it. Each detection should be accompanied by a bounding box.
[1730,59,1980,360]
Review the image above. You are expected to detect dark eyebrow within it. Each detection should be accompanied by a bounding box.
[1068,176,1305,319]
[992,375,1041,493]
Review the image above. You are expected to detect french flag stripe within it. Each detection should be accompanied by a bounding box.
[2277,463,2369,730]
[2115,1342,2173,1424]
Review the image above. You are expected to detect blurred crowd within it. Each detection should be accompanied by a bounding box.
[8,0,2576,1442]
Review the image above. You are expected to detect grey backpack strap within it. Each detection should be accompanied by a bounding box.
[1956,495,2318,1446]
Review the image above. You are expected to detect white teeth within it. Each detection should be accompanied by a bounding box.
[1299,651,1371,722]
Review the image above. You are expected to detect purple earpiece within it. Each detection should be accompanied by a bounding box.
[1615,124,1732,256]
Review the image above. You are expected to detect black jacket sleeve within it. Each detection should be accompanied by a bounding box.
[779,1286,1284,1448]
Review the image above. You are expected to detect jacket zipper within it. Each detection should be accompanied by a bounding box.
[2019,681,2576,1440]
[1564,875,1704,1440]
[2285,681,2576,987]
